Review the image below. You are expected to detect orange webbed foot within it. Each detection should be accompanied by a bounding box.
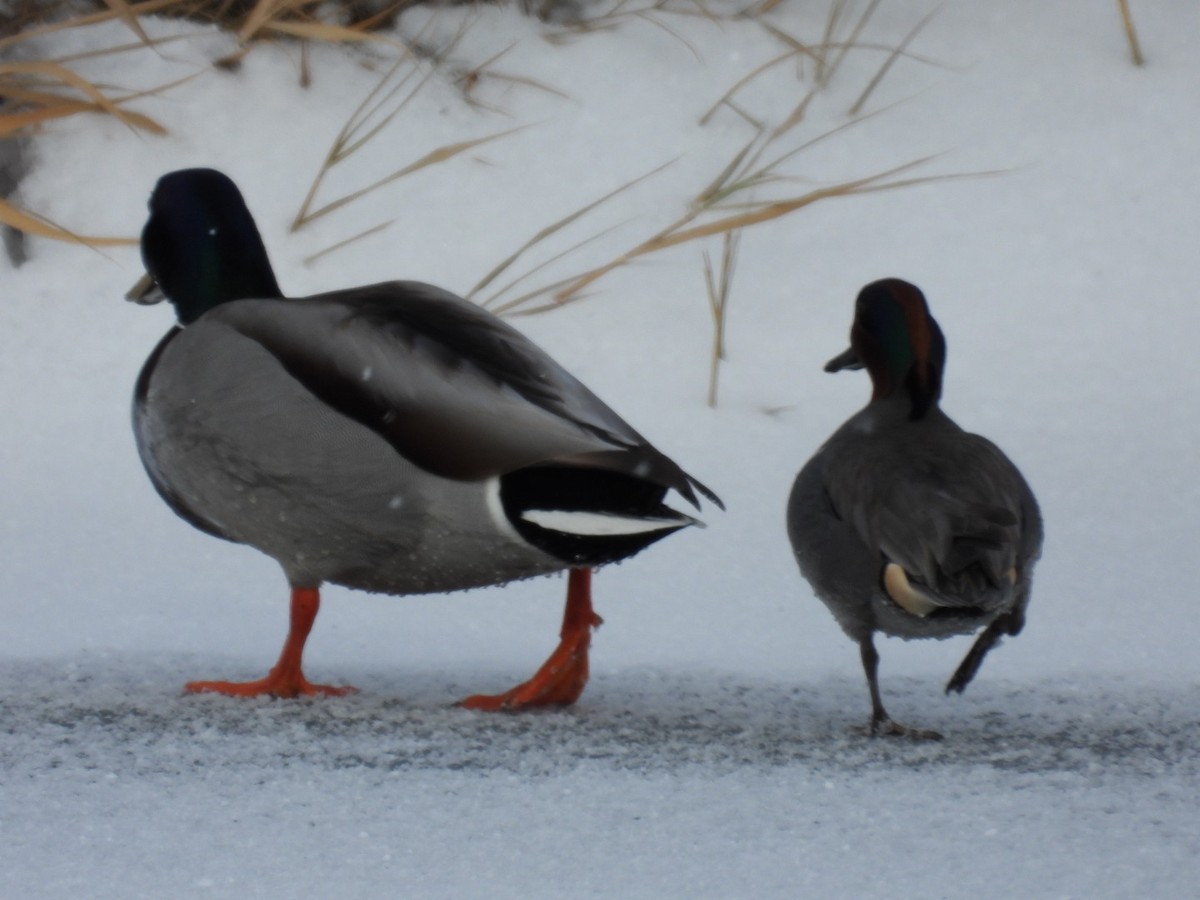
[185,673,357,699]
[460,569,602,712]
[458,612,601,711]
[184,585,354,699]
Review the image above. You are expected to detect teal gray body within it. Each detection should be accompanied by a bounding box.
[787,279,1042,736]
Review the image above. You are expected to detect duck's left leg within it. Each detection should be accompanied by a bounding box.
[460,568,603,711]
[946,605,1025,695]
[185,585,356,699]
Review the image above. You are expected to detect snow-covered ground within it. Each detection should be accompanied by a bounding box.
[3,2,1198,897]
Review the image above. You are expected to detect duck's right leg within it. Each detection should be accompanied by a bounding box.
[858,635,941,740]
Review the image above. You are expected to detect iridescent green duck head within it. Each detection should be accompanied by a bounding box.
[127,168,282,325]
[824,278,947,420]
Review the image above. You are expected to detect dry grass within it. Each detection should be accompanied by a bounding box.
[291,12,557,262]
[0,194,135,245]
[1116,0,1144,66]
[0,2,197,249]
[846,4,937,116]
[467,159,670,304]
[0,57,172,137]
[472,0,963,321]
[0,0,178,51]
[0,0,1131,270]
[103,0,419,47]
[461,0,983,404]
[289,35,434,231]
[707,2,947,132]
[0,28,183,248]
[474,132,975,320]
[452,40,568,111]
[702,228,738,408]
[541,0,715,54]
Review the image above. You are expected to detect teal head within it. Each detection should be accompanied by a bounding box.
[824,278,947,419]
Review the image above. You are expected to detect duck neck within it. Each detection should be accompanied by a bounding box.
[167,241,282,325]
[869,358,942,421]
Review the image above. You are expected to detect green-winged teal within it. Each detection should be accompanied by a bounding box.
[787,278,1041,737]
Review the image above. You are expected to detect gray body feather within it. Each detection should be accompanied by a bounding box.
[789,394,1042,643]
[136,282,712,592]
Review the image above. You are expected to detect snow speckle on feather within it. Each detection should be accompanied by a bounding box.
[2,2,1199,897]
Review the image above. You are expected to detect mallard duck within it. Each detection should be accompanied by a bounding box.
[787,278,1042,737]
[128,167,720,709]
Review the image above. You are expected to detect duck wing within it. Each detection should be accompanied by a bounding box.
[824,421,1034,612]
[208,282,718,509]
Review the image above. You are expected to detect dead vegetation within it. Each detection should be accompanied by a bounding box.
[0,0,974,405]
[1116,0,1143,66]
[0,0,1148,261]
[460,0,973,404]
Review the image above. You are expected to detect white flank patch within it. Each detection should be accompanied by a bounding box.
[483,477,522,541]
[521,509,693,536]
[883,563,938,618]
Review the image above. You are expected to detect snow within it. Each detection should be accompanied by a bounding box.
[3,2,1199,896]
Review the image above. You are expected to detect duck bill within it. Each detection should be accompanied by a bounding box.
[824,346,863,373]
[126,272,166,305]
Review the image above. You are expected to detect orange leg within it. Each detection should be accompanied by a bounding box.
[460,568,603,712]
[185,586,356,699]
